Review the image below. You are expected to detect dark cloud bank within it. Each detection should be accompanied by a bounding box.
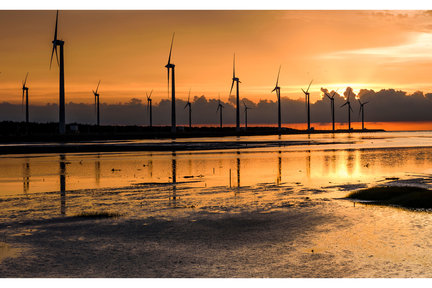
[2,88,432,125]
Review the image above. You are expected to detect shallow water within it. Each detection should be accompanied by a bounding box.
[2,131,432,277]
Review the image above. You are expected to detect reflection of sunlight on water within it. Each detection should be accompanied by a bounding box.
[2,132,432,221]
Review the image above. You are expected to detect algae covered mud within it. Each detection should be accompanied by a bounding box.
[2,131,432,277]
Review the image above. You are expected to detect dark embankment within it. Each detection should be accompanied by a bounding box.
[0,121,384,143]
[347,186,432,209]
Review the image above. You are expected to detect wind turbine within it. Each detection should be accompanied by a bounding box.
[165,33,176,133]
[272,65,282,132]
[21,73,29,124]
[146,90,153,127]
[216,94,224,128]
[301,80,313,130]
[50,10,66,135]
[358,99,369,130]
[243,100,251,130]
[323,88,338,131]
[92,80,101,126]
[230,54,241,132]
[184,89,192,128]
[341,89,354,130]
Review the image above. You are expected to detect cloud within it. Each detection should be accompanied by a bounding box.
[2,88,432,125]
[322,33,432,63]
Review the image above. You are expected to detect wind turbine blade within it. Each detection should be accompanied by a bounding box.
[233,53,236,78]
[358,107,362,118]
[229,80,234,96]
[364,101,369,105]
[95,80,101,94]
[188,89,191,103]
[272,87,276,93]
[50,46,56,69]
[306,80,313,93]
[53,11,58,42]
[184,103,188,109]
[275,65,281,87]
[341,102,348,108]
[168,32,175,64]
[350,104,354,112]
[23,72,28,86]
[149,89,153,98]
[301,88,306,94]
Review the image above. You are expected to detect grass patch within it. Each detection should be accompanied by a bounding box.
[347,186,432,209]
[72,211,122,219]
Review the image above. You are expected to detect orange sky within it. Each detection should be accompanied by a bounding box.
[1,10,432,105]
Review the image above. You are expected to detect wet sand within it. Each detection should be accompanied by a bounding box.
[1,178,432,278]
[2,132,432,277]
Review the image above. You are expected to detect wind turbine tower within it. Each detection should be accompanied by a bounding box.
[50,10,66,135]
[243,100,251,130]
[21,73,29,124]
[92,80,101,126]
[184,89,192,128]
[272,66,282,132]
[301,80,313,130]
[165,33,176,133]
[323,88,337,131]
[358,99,369,130]
[341,89,354,130]
[230,54,241,132]
[146,90,153,127]
[216,95,224,128]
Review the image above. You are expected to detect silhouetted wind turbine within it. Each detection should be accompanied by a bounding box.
[216,95,224,128]
[21,73,29,124]
[323,88,338,131]
[146,90,153,127]
[302,80,313,130]
[358,99,369,130]
[243,100,251,130]
[50,10,66,135]
[184,89,192,128]
[92,80,101,126]
[341,89,354,130]
[165,33,176,133]
[272,66,282,132]
[230,54,241,132]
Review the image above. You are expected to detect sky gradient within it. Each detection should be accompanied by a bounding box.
[1,10,432,106]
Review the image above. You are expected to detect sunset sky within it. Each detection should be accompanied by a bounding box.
[1,9,432,105]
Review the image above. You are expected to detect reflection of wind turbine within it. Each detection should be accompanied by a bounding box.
[22,160,30,194]
[146,90,153,127]
[184,89,192,128]
[277,151,281,185]
[59,155,66,215]
[243,100,251,130]
[301,80,313,130]
[50,10,66,135]
[165,33,176,133]
[272,66,282,131]
[92,80,101,126]
[323,88,338,131]
[230,54,241,132]
[358,99,369,130]
[216,94,224,128]
[170,152,177,206]
[341,89,354,130]
[95,154,101,185]
[21,73,29,124]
